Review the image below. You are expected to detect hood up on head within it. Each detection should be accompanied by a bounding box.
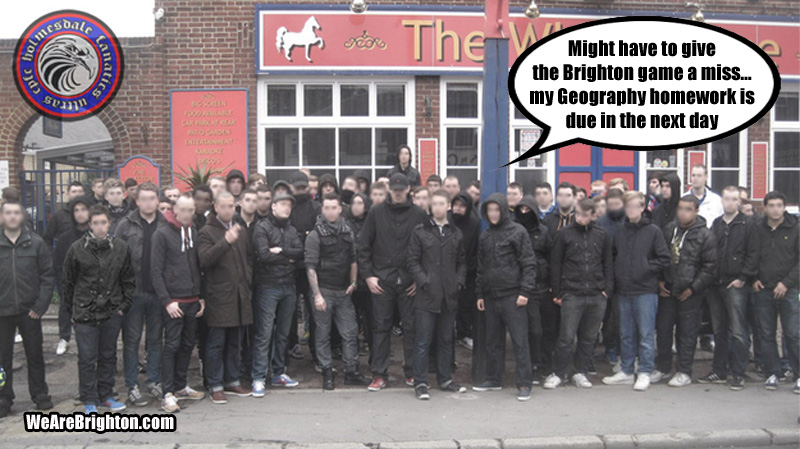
[481,192,510,227]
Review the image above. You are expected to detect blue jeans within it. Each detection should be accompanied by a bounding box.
[708,285,749,377]
[205,326,242,391]
[122,292,163,389]
[413,303,456,387]
[252,284,296,383]
[751,288,800,380]
[618,294,658,375]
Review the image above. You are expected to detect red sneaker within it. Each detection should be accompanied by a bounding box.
[367,377,386,391]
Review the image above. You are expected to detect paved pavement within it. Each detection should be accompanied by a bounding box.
[0,315,798,447]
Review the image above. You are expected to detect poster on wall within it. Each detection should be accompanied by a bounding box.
[417,138,438,184]
[170,89,248,191]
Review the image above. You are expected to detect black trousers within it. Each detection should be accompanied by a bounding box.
[371,282,416,379]
[413,302,456,387]
[352,288,374,364]
[656,294,703,376]
[0,313,49,404]
[161,301,199,396]
[456,287,476,340]
[75,313,123,406]
[527,291,560,373]
[485,295,532,388]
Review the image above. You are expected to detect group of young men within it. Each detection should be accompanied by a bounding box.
[0,151,797,415]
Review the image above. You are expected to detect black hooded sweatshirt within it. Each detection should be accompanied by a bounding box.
[652,172,682,235]
[476,193,536,300]
[53,196,91,285]
[451,192,480,288]
[346,192,371,290]
[291,192,321,245]
[514,195,552,294]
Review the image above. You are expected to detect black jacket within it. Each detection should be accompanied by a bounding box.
[346,193,370,291]
[358,194,428,286]
[52,196,92,285]
[652,173,682,234]
[304,216,357,291]
[613,215,670,296]
[747,212,799,290]
[253,212,304,286]
[451,192,480,289]
[0,228,55,317]
[115,210,167,293]
[62,234,135,324]
[290,192,321,244]
[663,216,717,295]
[550,221,614,298]
[711,212,754,286]
[514,195,552,293]
[107,202,131,235]
[42,202,72,248]
[151,211,202,305]
[386,164,421,187]
[476,193,536,300]
[543,208,575,235]
[407,217,467,313]
[597,208,626,242]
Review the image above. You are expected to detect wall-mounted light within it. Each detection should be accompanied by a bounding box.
[425,96,432,117]
[686,3,705,22]
[525,1,540,19]
[154,7,165,22]
[350,0,367,14]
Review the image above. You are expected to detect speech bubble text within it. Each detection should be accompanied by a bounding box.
[508,16,780,165]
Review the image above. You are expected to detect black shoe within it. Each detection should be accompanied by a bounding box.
[0,399,10,418]
[517,386,532,402]
[440,382,466,393]
[730,375,745,391]
[415,384,430,400]
[587,359,597,376]
[33,394,53,410]
[531,368,543,386]
[344,371,371,386]
[697,372,727,384]
[765,374,779,390]
[322,367,335,391]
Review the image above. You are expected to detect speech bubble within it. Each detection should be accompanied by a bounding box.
[508,16,780,165]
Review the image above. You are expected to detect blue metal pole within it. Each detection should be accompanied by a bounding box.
[480,37,509,220]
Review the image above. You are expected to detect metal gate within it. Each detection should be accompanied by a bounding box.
[19,169,115,234]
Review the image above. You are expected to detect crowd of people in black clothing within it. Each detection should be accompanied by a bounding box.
[0,145,797,416]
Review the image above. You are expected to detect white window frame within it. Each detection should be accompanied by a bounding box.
[769,82,800,213]
[256,76,415,181]
[440,78,482,184]
[637,149,684,194]
[508,102,555,190]
[707,131,748,191]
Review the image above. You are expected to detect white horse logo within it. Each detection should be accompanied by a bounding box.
[275,16,325,63]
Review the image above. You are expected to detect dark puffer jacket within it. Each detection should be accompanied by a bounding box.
[451,192,480,289]
[114,210,166,293]
[514,195,552,294]
[652,172,682,234]
[42,202,73,248]
[711,212,753,286]
[290,192,321,243]
[407,217,466,313]
[151,210,202,305]
[550,220,613,298]
[476,193,536,300]
[747,212,799,290]
[663,216,717,295]
[198,214,253,328]
[253,211,304,286]
[386,164,421,187]
[52,196,92,285]
[62,234,135,324]
[0,228,55,317]
[304,216,357,291]
[613,215,670,295]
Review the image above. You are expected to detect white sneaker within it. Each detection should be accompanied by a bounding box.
[572,373,593,389]
[14,333,22,344]
[611,363,622,374]
[649,369,665,383]
[543,373,562,389]
[161,393,180,413]
[602,371,634,385]
[668,372,692,387]
[458,337,474,351]
[634,374,651,391]
[56,339,69,355]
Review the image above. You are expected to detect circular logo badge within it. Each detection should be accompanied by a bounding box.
[13,10,124,120]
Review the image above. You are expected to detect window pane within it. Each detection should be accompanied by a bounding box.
[304,85,332,116]
[341,85,369,116]
[265,128,298,166]
[514,129,547,168]
[339,128,371,165]
[774,171,799,205]
[646,149,678,169]
[775,91,799,122]
[775,131,800,168]
[265,169,296,184]
[446,83,478,118]
[376,128,407,166]
[446,168,478,191]
[447,128,478,167]
[377,85,405,116]
[711,134,739,168]
[267,85,296,116]
[711,170,739,194]
[514,170,547,197]
[303,128,335,165]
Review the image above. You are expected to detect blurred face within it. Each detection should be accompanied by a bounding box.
[507,187,523,208]
[126,186,138,198]
[764,198,785,221]
[272,198,292,219]
[741,203,754,217]
[608,183,625,194]
[413,190,430,211]
[209,179,225,197]
[228,178,244,196]
[486,202,501,225]
[2,204,23,230]
[136,189,159,216]
[607,197,624,213]
[158,202,172,214]
[691,167,707,189]
[193,191,212,215]
[443,178,460,199]
[256,191,272,213]
[430,194,449,220]
[73,203,89,226]
[677,200,698,227]
[625,198,645,221]
[648,178,661,195]
[390,186,409,204]
[721,189,740,215]
[591,184,606,196]
[164,188,180,203]
[398,147,411,165]
[241,192,257,215]
[575,190,586,201]
[518,204,531,215]
[67,185,85,201]
[350,196,366,218]
[575,205,593,226]
[452,199,468,217]
[427,180,441,191]
[175,197,196,226]
[274,185,290,197]
[660,180,672,200]
[556,187,575,211]
[307,180,318,198]
[105,187,125,207]
[215,196,236,223]
[250,178,265,188]
[90,213,111,239]
[322,198,341,222]
[467,185,480,204]
[321,183,336,196]
[370,188,386,205]
[92,181,104,198]
[357,179,368,193]
[292,183,309,196]
[595,199,606,217]
[342,178,357,193]
[535,187,553,209]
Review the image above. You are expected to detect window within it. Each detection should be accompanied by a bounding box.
[441,81,481,189]
[258,78,414,183]
[771,84,800,209]
[708,132,746,194]
[509,104,551,195]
